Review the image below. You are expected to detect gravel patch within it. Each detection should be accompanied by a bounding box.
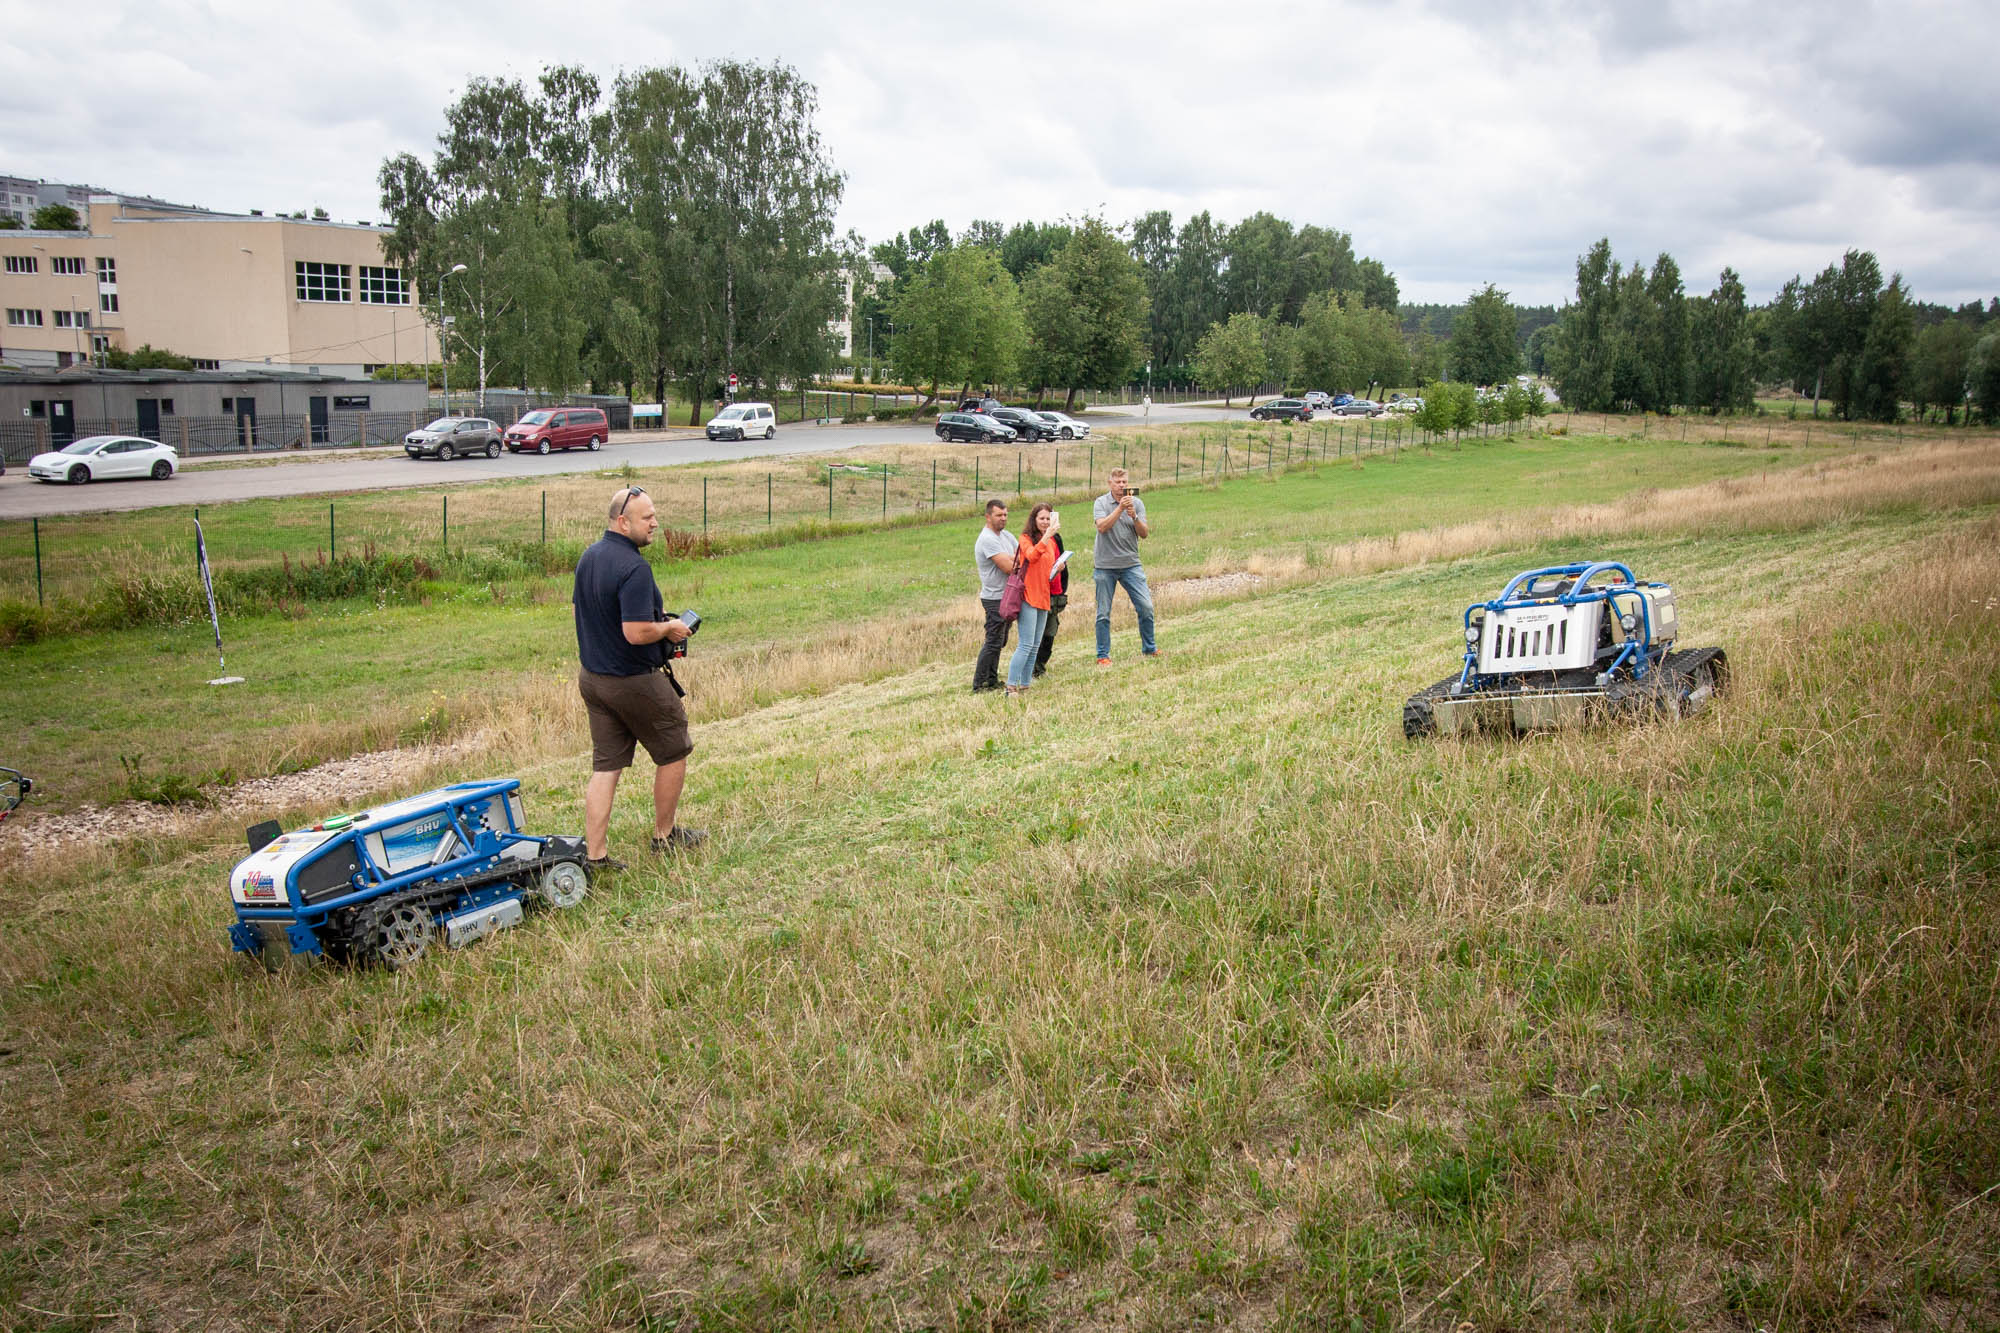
[0,736,486,860]
[1163,571,1266,597]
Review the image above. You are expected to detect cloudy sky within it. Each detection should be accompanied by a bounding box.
[6,0,1996,308]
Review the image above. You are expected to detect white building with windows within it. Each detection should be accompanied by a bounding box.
[0,196,430,377]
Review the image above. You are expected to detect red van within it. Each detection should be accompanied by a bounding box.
[505,407,609,454]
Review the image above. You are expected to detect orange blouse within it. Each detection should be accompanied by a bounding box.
[1016,529,1061,612]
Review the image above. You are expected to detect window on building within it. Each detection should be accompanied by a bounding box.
[220,398,233,411]
[333,394,371,410]
[91,334,110,356]
[96,257,116,283]
[161,399,175,414]
[192,358,220,371]
[358,265,408,305]
[29,400,45,417]
[52,255,86,276]
[5,255,38,274]
[56,352,74,368]
[6,308,43,327]
[100,292,118,313]
[53,310,91,329]
[295,261,351,303]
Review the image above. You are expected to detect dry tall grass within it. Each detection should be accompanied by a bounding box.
[2,484,1996,1328]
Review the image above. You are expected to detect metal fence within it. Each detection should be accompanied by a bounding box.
[3,418,1420,604]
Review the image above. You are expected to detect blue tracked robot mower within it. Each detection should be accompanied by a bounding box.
[1403,561,1729,738]
[226,779,590,971]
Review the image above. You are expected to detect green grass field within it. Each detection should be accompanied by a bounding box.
[1,427,1996,1329]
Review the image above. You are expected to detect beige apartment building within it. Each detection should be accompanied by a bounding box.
[1,197,435,377]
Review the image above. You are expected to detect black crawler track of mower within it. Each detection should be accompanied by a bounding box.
[313,843,590,966]
[1402,647,1730,739]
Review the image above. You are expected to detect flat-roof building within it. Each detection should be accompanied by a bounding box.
[1,197,434,378]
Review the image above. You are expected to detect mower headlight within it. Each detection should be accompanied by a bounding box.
[1620,613,1636,631]
[1465,627,1480,644]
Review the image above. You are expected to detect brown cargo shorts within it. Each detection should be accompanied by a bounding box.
[578,668,694,771]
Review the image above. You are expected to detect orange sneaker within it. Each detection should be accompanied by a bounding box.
[1096,657,1111,667]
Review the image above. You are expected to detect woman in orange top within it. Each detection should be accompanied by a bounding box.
[1005,502,1063,697]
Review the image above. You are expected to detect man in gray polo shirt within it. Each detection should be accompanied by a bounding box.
[1092,467,1159,663]
[972,498,1019,692]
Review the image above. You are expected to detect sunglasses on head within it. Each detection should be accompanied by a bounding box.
[614,486,646,517]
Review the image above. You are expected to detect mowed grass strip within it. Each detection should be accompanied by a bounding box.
[10,429,1990,815]
[0,476,1994,1326]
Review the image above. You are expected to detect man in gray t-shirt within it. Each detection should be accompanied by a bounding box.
[1091,467,1158,662]
[972,498,1020,692]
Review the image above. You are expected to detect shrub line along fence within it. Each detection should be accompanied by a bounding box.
[0,409,1936,611]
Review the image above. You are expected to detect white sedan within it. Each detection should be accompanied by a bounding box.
[1035,410,1092,440]
[28,435,180,484]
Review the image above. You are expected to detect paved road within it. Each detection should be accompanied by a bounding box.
[0,401,1248,518]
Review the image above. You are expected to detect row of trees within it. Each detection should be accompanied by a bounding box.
[876,217,1149,409]
[378,62,849,423]
[855,208,1408,408]
[1544,239,2000,421]
[1189,296,1412,404]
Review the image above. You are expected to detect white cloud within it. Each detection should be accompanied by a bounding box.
[5,0,1995,307]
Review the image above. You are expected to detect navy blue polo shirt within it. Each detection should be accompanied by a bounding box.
[573,530,666,676]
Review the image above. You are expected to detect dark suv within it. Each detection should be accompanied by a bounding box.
[986,406,1053,441]
[1249,398,1313,422]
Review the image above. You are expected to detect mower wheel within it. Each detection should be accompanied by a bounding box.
[538,859,591,909]
[360,897,435,970]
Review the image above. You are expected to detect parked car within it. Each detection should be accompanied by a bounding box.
[1333,393,1355,407]
[505,407,609,454]
[958,396,1004,415]
[986,406,1053,441]
[935,412,1018,443]
[1303,391,1334,412]
[405,417,503,460]
[28,434,179,483]
[1035,411,1090,439]
[1333,400,1381,417]
[1250,398,1313,421]
[1386,396,1423,414]
[705,401,777,441]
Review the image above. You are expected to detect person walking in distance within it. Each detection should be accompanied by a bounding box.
[1033,509,1069,679]
[1005,502,1063,698]
[972,499,1018,693]
[573,486,706,869]
[1092,467,1160,665]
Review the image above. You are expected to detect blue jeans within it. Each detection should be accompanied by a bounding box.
[1008,604,1049,687]
[1093,564,1156,659]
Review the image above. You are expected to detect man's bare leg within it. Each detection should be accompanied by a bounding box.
[652,757,688,841]
[584,769,623,859]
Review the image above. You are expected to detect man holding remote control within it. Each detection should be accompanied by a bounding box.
[572,485,707,868]
[1092,467,1161,665]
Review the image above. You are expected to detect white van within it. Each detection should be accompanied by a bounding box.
[705,401,776,441]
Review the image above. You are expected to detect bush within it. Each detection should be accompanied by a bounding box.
[0,598,59,646]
